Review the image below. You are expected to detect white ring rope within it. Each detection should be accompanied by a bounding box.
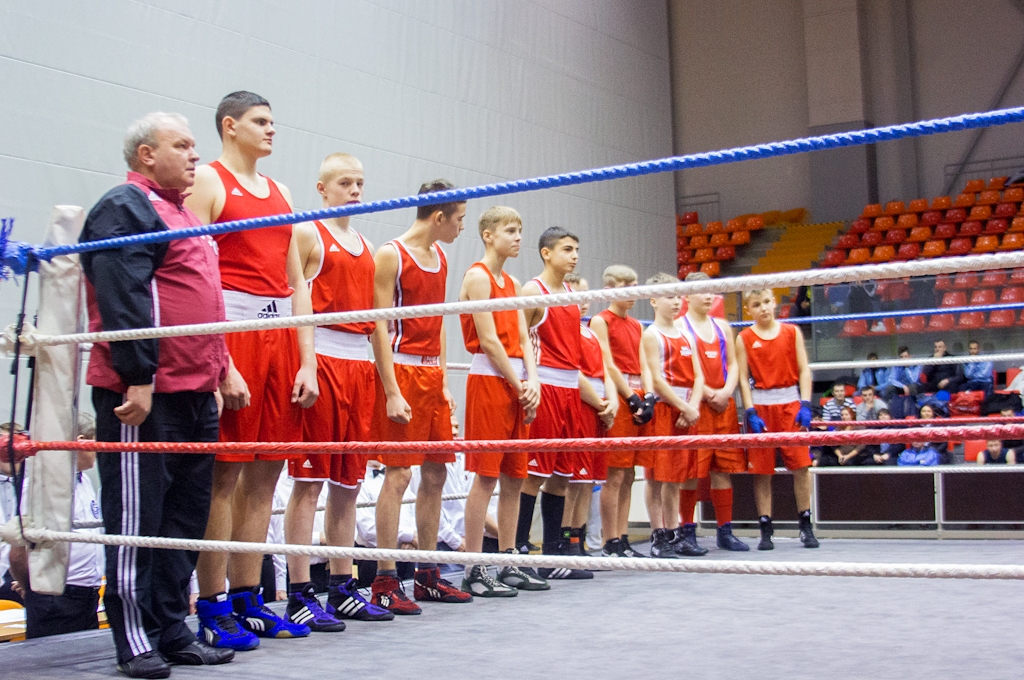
[35,252,1024,347]
[12,528,1024,581]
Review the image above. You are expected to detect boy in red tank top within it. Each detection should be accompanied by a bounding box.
[641,273,705,559]
[736,289,820,550]
[185,92,317,647]
[280,153,394,630]
[676,272,749,552]
[590,265,656,558]
[515,227,593,580]
[369,180,473,614]
[457,206,549,596]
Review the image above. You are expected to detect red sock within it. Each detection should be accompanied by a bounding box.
[679,489,698,525]
[710,487,733,526]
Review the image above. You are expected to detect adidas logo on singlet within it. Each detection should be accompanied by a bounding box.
[752,341,763,348]
[329,244,341,253]
[258,301,281,319]
[231,188,244,196]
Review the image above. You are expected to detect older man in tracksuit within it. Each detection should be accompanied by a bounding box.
[81,112,233,679]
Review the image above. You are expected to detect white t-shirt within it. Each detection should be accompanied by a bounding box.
[356,471,416,548]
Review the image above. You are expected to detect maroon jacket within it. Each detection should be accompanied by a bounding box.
[81,172,229,393]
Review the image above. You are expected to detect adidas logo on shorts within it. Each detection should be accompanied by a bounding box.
[578,467,588,475]
[303,460,313,468]
[258,301,281,319]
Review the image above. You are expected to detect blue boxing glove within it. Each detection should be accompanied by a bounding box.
[794,400,813,429]
[744,408,767,434]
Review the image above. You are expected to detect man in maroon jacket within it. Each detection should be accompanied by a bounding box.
[80,112,235,678]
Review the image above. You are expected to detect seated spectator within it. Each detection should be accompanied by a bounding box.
[959,341,994,395]
[898,441,941,466]
[856,353,890,395]
[916,340,963,395]
[872,409,902,465]
[916,404,951,463]
[855,385,887,421]
[815,407,872,466]
[822,380,855,421]
[882,346,920,418]
[977,440,1017,465]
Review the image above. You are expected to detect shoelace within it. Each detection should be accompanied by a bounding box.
[213,613,243,634]
[475,567,506,589]
[301,594,333,619]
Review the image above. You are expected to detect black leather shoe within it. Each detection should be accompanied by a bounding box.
[117,651,171,679]
[164,640,235,666]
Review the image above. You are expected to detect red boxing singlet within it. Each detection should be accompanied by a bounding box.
[654,326,696,389]
[529,278,581,370]
[738,323,800,389]
[579,325,604,380]
[210,161,294,298]
[681,315,728,390]
[310,221,375,335]
[595,309,642,375]
[388,239,447,357]
[461,263,523,358]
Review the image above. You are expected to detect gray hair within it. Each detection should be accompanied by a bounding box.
[77,411,96,440]
[123,112,189,169]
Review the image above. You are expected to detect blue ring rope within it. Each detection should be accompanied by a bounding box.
[4,104,1022,270]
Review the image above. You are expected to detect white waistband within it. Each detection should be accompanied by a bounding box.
[222,290,292,322]
[315,327,371,362]
[537,366,580,389]
[670,386,692,402]
[625,373,642,391]
[587,376,606,399]
[752,385,800,406]
[469,354,526,380]
[394,352,441,367]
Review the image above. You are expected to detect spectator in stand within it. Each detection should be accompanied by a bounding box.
[898,441,941,466]
[977,440,1016,465]
[915,340,963,395]
[814,407,872,466]
[855,385,887,421]
[872,409,901,465]
[958,341,994,395]
[882,346,920,411]
[822,380,855,421]
[916,404,951,464]
[856,353,890,395]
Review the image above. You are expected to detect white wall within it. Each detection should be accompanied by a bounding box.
[0,0,676,421]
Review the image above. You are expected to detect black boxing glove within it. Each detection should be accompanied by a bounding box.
[627,393,644,417]
[633,392,656,425]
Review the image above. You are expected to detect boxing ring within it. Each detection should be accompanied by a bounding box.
[3,106,1024,678]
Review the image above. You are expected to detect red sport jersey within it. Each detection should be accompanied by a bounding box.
[597,309,650,469]
[388,239,447,358]
[577,323,608,483]
[650,326,697,483]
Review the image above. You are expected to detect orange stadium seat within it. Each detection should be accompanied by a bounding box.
[994,202,1018,218]
[861,204,882,219]
[689,235,708,248]
[987,309,1015,328]
[977,190,1000,206]
[822,250,846,267]
[920,210,942,226]
[897,315,926,333]
[985,219,1009,235]
[896,213,918,229]
[907,198,929,213]
[970,289,996,306]
[957,220,982,237]
[873,216,895,231]
[979,270,1007,287]
[1001,232,1024,251]
[725,218,743,232]
[958,312,984,329]
[964,179,986,193]
[963,440,986,463]
[954,193,976,208]
[1002,187,1023,202]
[729,230,750,245]
[883,229,907,245]
[715,246,735,261]
[684,222,703,237]
[846,247,870,265]
[973,235,999,253]
[838,319,868,337]
[680,212,699,225]
[944,208,967,223]
[868,318,895,334]
[884,201,905,215]
[907,226,933,242]
[894,242,921,260]
[931,196,952,210]
[699,261,720,277]
[921,240,946,257]
[870,245,895,262]
[947,237,972,256]
[969,205,992,220]
[693,247,714,263]
[837,233,860,249]
[705,221,724,234]
[987,177,1008,190]
[951,272,977,290]
[709,232,729,247]
[1001,286,1024,303]
[746,216,765,231]
[941,291,967,307]
[1011,217,1024,233]
[928,314,955,331]
[933,223,957,239]
[861,231,882,246]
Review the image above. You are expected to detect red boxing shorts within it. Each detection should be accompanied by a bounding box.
[527,383,582,478]
[746,401,812,474]
[289,355,375,488]
[606,389,654,469]
[574,402,607,483]
[218,328,302,462]
[695,397,746,477]
[373,363,455,468]
[649,402,697,483]
[464,374,529,479]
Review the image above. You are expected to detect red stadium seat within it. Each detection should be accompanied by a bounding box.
[1012,269,1024,283]
[838,319,868,337]
[849,219,871,234]
[884,201,905,216]
[1008,367,1023,388]
[979,270,1008,287]
[927,314,955,331]
[907,198,929,213]
[985,219,1009,235]
[680,212,699,225]
[907,226,933,242]
[729,229,750,245]
[920,210,942,226]
[897,315,926,333]
[870,245,895,262]
[677,264,698,278]
[896,213,918,229]
[867,318,895,334]
[934,274,953,291]
[699,261,720,277]
[964,179,986,193]
[970,289,996,305]
[676,249,692,264]
[715,246,735,261]
[861,231,882,246]
[977,190,1000,206]
[883,229,907,245]
[947,237,972,256]
[933,223,957,239]
[1000,286,1024,303]
[958,312,984,329]
[941,291,967,307]
[972,235,999,253]
[957,221,981,237]
[994,202,1018,218]
[951,272,977,290]
[921,240,946,258]
[822,249,846,267]
[846,247,870,264]
[963,440,986,463]
[861,204,882,219]
[987,310,1015,328]
[837,233,860,249]
[944,208,967,223]
[894,242,920,260]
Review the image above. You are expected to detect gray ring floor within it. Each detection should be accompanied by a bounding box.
[3,539,1023,680]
